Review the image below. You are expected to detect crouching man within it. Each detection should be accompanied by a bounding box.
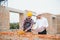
[32,14,48,34]
[22,11,34,32]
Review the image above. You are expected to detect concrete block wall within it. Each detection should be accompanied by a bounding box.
[19,13,24,30]
[0,6,25,31]
[41,13,60,35]
[56,15,60,34]
[0,6,10,31]
[41,13,57,35]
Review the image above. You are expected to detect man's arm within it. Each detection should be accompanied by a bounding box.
[22,20,25,30]
[43,18,48,29]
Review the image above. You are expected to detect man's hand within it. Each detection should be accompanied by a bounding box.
[25,30,27,32]
[43,27,46,29]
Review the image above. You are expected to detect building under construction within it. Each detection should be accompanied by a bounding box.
[0,0,60,40]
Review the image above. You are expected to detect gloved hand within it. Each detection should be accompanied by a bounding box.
[17,30,25,35]
[25,30,27,32]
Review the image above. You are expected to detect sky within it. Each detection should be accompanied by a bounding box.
[8,0,60,23]
[10,12,19,23]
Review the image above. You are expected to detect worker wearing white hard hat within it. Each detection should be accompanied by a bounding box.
[32,14,48,34]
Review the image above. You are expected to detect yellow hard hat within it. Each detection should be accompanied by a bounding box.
[27,11,32,17]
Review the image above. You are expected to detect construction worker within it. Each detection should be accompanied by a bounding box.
[32,14,48,34]
[22,11,34,32]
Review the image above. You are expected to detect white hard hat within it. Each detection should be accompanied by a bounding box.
[35,13,42,17]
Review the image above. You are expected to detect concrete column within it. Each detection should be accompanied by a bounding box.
[56,15,60,34]
[51,16,57,35]
[0,6,10,31]
[19,13,24,30]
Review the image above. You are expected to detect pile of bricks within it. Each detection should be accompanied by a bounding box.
[0,32,60,40]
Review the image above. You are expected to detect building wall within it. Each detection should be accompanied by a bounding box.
[0,6,25,31]
[56,15,60,34]
[19,13,25,30]
[41,13,57,35]
[0,6,10,31]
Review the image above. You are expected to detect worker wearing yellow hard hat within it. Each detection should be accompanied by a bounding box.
[22,11,34,32]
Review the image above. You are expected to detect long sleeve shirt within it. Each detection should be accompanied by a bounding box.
[32,17,48,32]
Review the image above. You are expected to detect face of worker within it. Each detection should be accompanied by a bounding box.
[27,16,31,19]
[36,15,41,19]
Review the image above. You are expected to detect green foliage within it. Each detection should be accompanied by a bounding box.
[10,23,19,29]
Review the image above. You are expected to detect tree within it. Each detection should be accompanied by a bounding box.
[10,23,19,29]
